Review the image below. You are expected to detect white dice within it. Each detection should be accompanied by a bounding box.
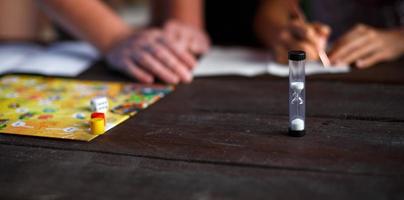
[90,96,109,112]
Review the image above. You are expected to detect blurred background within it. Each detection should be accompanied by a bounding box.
[0,0,150,42]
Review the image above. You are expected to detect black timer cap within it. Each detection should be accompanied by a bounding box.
[288,50,306,61]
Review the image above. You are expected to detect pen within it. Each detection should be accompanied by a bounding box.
[318,46,331,67]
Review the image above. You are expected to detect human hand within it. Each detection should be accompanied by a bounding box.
[329,24,404,68]
[279,20,330,62]
[254,1,330,63]
[106,28,197,84]
[163,19,210,55]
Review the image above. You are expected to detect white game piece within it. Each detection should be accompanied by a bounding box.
[90,96,109,112]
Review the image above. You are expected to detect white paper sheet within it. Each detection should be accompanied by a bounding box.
[194,48,269,77]
[0,43,44,74]
[0,42,99,77]
[194,46,350,77]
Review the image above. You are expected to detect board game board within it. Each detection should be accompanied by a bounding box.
[0,75,173,141]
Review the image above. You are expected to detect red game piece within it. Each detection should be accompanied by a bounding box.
[91,112,105,125]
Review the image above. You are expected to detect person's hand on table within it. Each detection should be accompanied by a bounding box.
[106,28,197,84]
[329,24,404,68]
[36,0,206,84]
[163,19,210,56]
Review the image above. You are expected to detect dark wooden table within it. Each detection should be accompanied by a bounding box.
[1,58,404,200]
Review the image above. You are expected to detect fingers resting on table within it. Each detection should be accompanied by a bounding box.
[106,20,210,84]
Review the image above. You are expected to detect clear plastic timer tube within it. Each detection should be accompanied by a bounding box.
[288,51,306,136]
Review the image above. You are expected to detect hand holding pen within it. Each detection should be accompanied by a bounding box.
[288,3,331,67]
[253,0,331,65]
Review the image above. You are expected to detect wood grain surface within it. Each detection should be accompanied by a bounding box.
[0,58,403,199]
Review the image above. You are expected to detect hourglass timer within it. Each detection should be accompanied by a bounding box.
[288,51,306,137]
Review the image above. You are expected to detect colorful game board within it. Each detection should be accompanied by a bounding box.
[0,75,173,141]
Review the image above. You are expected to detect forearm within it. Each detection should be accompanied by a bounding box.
[151,0,204,29]
[0,1,41,40]
[36,0,132,53]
